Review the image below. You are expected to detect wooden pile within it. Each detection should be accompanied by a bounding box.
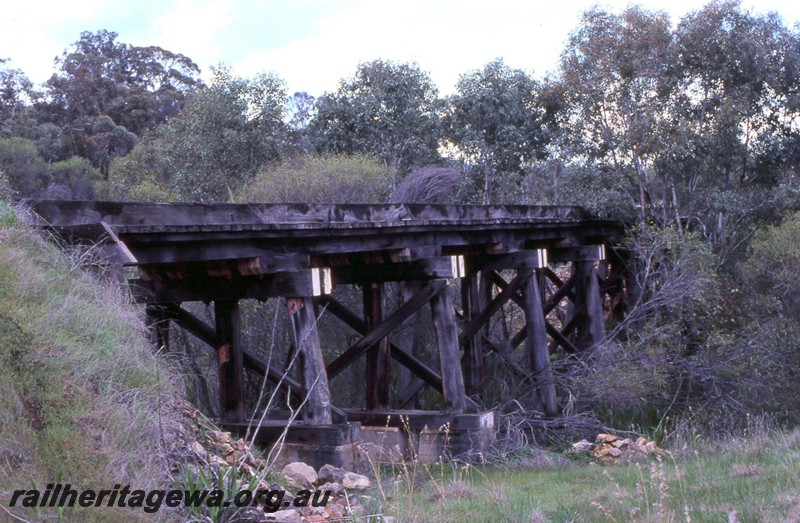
[572,433,661,462]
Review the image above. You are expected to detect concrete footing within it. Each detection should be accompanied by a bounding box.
[224,410,495,469]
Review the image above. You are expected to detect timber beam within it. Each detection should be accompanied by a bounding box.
[458,271,532,346]
[316,296,453,401]
[332,256,465,285]
[128,267,332,304]
[464,249,548,273]
[214,300,245,423]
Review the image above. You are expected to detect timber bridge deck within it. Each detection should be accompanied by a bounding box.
[29,200,625,467]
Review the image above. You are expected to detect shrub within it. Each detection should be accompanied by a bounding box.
[48,156,103,199]
[0,136,50,197]
[239,153,391,203]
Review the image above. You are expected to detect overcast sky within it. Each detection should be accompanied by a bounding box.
[2,0,799,97]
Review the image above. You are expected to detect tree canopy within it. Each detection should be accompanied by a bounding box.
[310,60,442,186]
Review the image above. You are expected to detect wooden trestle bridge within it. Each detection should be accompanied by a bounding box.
[30,200,625,467]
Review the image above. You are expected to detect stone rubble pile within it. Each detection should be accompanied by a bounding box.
[181,404,383,522]
[572,433,662,463]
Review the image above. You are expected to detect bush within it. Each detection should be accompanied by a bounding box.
[47,156,103,199]
[239,153,391,204]
[107,139,178,202]
[742,211,800,321]
[389,166,469,204]
[0,136,50,197]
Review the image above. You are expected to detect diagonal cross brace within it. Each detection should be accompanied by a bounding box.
[490,270,581,354]
[325,279,448,379]
[155,304,308,402]
[458,271,532,346]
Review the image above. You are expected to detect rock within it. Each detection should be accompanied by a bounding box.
[210,455,228,467]
[265,509,302,522]
[214,431,232,444]
[591,445,612,458]
[596,433,618,443]
[191,441,205,455]
[342,472,371,490]
[318,463,347,484]
[608,447,623,457]
[572,439,593,452]
[318,482,345,496]
[282,462,318,489]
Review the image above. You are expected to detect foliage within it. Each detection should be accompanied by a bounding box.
[445,59,550,203]
[311,60,442,185]
[239,153,391,204]
[0,201,16,226]
[551,1,800,265]
[284,90,317,154]
[389,165,469,204]
[45,29,201,136]
[0,136,49,196]
[112,67,288,202]
[37,30,202,178]
[742,211,800,318]
[173,462,263,523]
[0,58,35,125]
[107,132,179,201]
[516,160,636,220]
[0,136,105,198]
[48,156,103,199]
[0,169,12,200]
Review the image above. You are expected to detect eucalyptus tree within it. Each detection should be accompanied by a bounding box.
[552,1,800,264]
[555,6,677,219]
[111,67,288,202]
[446,59,550,204]
[310,60,442,187]
[42,30,202,177]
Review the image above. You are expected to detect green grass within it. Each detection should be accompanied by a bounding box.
[383,430,800,522]
[0,213,183,522]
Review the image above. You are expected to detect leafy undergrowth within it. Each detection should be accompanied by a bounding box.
[385,429,800,522]
[0,206,186,522]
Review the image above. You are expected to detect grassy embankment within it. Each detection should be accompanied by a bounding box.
[0,201,184,522]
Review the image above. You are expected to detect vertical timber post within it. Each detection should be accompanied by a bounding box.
[396,281,424,408]
[363,282,391,410]
[145,305,171,353]
[573,261,605,350]
[430,281,468,414]
[461,270,484,403]
[520,271,558,417]
[479,271,493,343]
[215,300,245,423]
[288,297,333,425]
